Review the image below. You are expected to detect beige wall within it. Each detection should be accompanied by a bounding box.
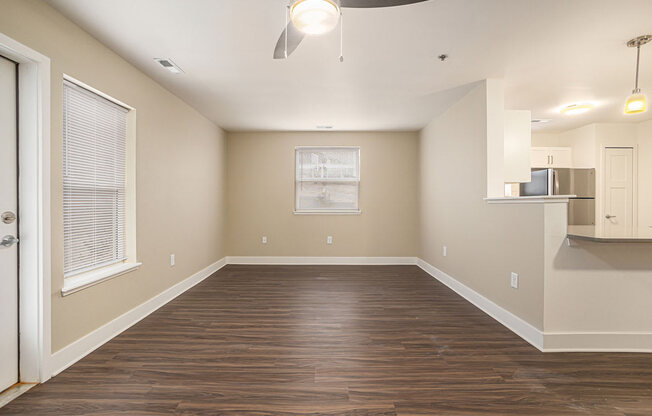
[226,131,419,257]
[544,203,652,344]
[1,0,227,352]
[419,81,545,329]
[637,120,652,228]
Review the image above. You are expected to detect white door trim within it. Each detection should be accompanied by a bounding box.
[0,32,51,383]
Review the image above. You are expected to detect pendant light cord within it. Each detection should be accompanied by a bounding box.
[339,11,344,62]
[634,45,641,92]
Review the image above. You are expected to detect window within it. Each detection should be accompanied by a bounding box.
[63,79,129,277]
[295,146,360,213]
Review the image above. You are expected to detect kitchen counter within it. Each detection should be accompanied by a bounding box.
[567,225,652,242]
[485,195,575,204]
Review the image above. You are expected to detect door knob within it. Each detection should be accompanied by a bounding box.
[0,235,18,247]
[605,215,617,219]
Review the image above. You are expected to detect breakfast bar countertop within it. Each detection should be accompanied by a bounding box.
[567,225,652,243]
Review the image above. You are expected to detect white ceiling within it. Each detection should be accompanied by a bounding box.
[46,0,652,132]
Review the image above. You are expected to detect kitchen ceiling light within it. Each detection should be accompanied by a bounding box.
[531,119,551,123]
[290,0,340,35]
[559,103,594,115]
[625,93,647,114]
[624,35,651,115]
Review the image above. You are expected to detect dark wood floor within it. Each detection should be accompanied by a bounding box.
[2,265,652,415]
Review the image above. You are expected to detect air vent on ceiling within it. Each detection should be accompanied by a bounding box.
[154,58,183,74]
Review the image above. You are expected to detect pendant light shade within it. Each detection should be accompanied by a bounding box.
[624,35,651,115]
[625,92,647,114]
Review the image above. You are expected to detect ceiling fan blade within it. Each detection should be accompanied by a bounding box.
[273,23,306,59]
[340,0,428,7]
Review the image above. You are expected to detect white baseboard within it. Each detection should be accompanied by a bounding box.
[416,258,545,351]
[50,257,227,376]
[416,259,652,353]
[225,256,418,265]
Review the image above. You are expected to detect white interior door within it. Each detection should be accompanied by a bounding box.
[603,147,634,237]
[0,55,18,392]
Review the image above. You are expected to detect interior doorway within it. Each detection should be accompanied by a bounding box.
[0,54,19,394]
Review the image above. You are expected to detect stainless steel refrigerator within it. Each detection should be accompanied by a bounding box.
[520,168,596,225]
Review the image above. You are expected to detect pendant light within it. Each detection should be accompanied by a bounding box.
[625,35,652,115]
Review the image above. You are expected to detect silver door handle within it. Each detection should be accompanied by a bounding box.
[605,215,616,219]
[0,235,18,247]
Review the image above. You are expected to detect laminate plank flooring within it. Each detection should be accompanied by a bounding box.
[2,265,652,415]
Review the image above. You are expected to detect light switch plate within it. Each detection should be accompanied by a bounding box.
[511,272,518,289]
[262,236,267,244]
[327,236,333,245]
[170,254,175,267]
[443,246,447,257]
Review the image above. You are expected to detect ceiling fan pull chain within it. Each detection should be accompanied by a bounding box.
[339,11,344,62]
[284,4,289,59]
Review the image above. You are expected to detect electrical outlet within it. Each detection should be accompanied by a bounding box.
[262,236,267,244]
[442,246,447,257]
[327,236,333,245]
[170,254,175,267]
[511,272,518,289]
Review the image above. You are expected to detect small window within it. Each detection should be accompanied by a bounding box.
[63,79,129,277]
[295,146,360,213]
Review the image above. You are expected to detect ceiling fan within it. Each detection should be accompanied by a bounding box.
[273,0,428,59]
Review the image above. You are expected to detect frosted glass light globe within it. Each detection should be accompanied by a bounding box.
[290,0,340,35]
[625,92,647,114]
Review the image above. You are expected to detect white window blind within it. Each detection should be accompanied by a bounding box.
[63,80,128,277]
[295,147,360,212]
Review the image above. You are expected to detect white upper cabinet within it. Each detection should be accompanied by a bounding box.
[531,148,550,168]
[531,147,572,168]
[504,110,531,183]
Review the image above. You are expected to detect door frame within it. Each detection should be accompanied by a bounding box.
[598,145,638,234]
[0,33,51,383]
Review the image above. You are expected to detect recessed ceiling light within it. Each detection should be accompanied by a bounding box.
[531,119,551,123]
[316,125,333,129]
[559,103,594,115]
[154,58,183,74]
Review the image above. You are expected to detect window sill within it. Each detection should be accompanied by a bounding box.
[61,262,142,297]
[293,210,362,215]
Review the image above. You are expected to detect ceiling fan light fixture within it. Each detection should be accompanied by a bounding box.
[290,0,340,35]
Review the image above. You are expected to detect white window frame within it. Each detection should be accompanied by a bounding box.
[294,146,361,215]
[61,75,140,296]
